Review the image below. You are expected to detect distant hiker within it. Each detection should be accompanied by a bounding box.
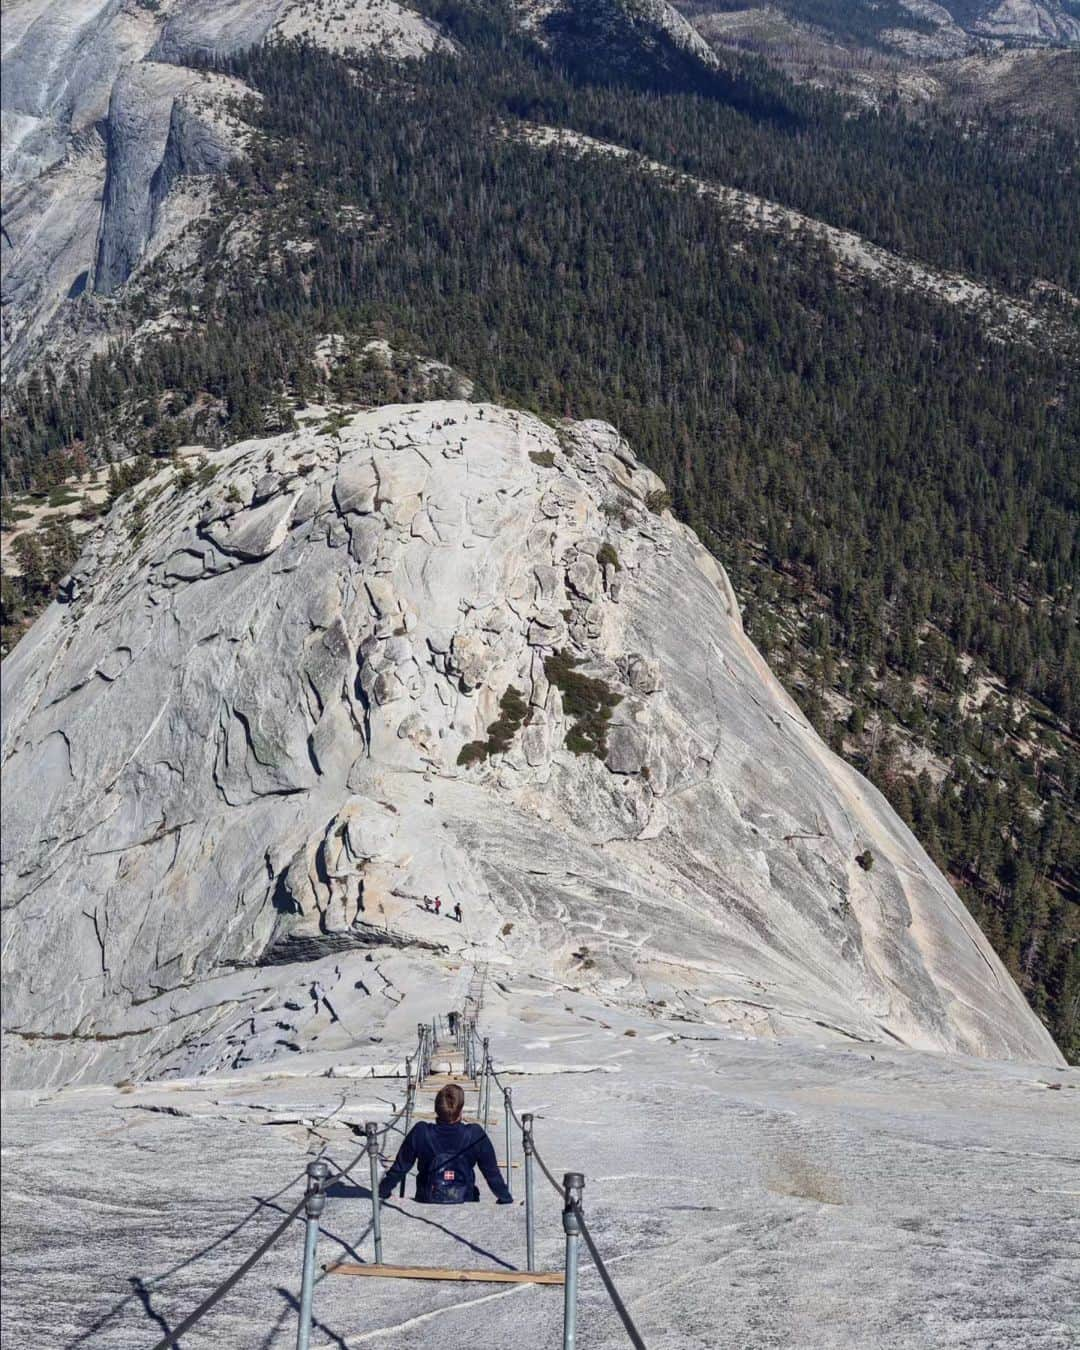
[453,901,462,923]
[447,1010,459,1037]
[434,896,442,916]
[424,791,435,806]
[421,895,432,912]
[378,1083,512,1205]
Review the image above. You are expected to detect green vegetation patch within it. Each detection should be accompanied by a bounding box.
[320,410,351,437]
[457,684,532,766]
[107,456,155,505]
[597,541,620,571]
[545,650,622,758]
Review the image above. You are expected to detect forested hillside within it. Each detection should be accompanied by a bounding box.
[2,1,1077,1056]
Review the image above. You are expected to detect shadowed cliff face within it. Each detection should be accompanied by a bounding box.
[0,0,448,370]
[0,402,1062,1088]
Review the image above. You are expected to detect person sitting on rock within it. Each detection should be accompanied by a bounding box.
[378,1083,513,1205]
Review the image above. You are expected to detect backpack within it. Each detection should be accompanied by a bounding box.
[418,1123,479,1204]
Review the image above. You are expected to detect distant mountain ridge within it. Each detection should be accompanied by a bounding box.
[676,0,1080,57]
[673,0,1080,120]
[0,0,452,373]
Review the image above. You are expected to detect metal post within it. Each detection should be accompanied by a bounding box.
[562,1173,584,1350]
[481,1038,491,1130]
[416,1024,427,1083]
[503,1086,513,1187]
[431,1015,438,1048]
[296,1159,329,1350]
[365,1122,384,1265]
[522,1113,536,1273]
[399,1080,415,1198]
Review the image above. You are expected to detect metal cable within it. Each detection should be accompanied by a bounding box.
[62,1164,313,1350]
[572,1203,648,1350]
[150,1021,645,1349]
[527,1133,565,1198]
[487,1058,559,1191]
[489,1063,526,1130]
[142,1031,423,1350]
[148,1191,309,1350]
[326,1101,409,1186]
[487,1061,511,1098]
[492,1050,645,1344]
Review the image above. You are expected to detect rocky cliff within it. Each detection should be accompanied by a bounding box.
[3,0,722,374]
[0,402,1061,1088]
[0,0,447,371]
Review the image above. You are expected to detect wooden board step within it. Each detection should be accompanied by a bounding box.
[325,1263,563,1284]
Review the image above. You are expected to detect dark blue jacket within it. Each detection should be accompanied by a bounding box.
[379,1121,513,1204]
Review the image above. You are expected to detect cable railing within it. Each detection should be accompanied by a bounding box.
[142,1002,646,1349]
[145,1022,427,1350]
[485,1054,647,1349]
[148,1189,310,1350]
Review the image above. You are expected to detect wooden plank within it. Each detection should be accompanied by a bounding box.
[325,1263,564,1285]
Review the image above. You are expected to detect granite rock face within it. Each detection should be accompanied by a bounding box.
[674,0,1080,56]
[94,63,248,296]
[0,0,447,372]
[0,402,1062,1087]
[2,998,1077,1349]
[971,0,1080,42]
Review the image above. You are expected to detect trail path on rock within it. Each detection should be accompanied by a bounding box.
[2,993,1077,1348]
